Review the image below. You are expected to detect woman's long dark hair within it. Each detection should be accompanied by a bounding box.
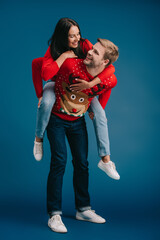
[48,18,86,60]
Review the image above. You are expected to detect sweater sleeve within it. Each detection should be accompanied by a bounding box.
[32,57,43,98]
[41,46,60,81]
[98,74,117,109]
[97,64,115,83]
[100,74,117,91]
[80,38,93,55]
[98,89,112,109]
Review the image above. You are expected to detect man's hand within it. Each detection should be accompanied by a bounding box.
[38,97,43,108]
[70,78,91,92]
[88,112,94,120]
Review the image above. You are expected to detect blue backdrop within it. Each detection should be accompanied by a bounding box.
[0,0,160,239]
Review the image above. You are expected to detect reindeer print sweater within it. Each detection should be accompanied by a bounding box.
[52,58,117,121]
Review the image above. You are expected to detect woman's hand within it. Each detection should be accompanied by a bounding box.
[63,50,77,59]
[70,78,91,92]
[88,112,94,120]
[38,97,43,108]
[56,50,77,68]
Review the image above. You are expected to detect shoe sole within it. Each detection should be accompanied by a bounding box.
[48,225,67,233]
[76,215,106,224]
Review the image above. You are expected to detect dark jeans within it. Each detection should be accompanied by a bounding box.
[46,114,90,216]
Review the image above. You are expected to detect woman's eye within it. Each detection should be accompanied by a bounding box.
[79,98,84,103]
[71,94,76,100]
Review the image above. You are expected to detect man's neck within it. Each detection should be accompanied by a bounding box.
[86,65,105,77]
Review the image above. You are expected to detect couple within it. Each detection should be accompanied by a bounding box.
[32,18,120,233]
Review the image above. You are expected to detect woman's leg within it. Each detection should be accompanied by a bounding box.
[34,81,56,161]
[35,81,56,138]
[88,97,120,180]
[88,97,110,159]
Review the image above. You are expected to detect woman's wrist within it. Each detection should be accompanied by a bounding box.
[56,54,67,68]
[89,77,101,88]
[88,82,93,88]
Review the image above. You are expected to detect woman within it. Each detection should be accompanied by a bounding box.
[32,17,120,180]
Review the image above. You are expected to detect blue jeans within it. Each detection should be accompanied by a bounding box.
[35,82,55,138]
[35,82,110,157]
[89,97,110,157]
[46,115,90,215]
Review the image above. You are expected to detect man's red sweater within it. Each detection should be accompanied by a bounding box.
[32,39,117,109]
[52,58,117,121]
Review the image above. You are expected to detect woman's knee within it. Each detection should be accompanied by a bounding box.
[43,82,55,91]
[40,95,54,111]
[41,83,56,110]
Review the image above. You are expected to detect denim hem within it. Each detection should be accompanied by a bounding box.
[99,151,111,157]
[77,206,91,212]
[49,211,62,217]
[35,132,44,139]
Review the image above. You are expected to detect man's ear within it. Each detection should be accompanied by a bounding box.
[103,59,110,67]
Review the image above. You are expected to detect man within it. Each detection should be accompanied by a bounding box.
[46,38,119,233]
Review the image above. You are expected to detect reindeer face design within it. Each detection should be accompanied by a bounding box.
[60,82,90,117]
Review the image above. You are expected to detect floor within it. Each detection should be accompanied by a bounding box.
[0,198,159,240]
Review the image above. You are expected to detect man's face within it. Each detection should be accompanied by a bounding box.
[84,42,108,68]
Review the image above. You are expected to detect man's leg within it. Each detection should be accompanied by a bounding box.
[66,117,106,224]
[46,114,67,216]
[66,117,91,210]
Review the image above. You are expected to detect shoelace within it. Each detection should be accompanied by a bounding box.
[91,210,95,213]
[110,161,116,169]
[35,142,42,154]
[51,215,64,226]
[87,210,101,218]
[87,210,96,215]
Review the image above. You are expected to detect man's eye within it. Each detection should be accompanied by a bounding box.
[79,98,84,103]
[71,94,76,100]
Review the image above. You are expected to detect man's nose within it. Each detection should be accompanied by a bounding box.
[88,50,92,56]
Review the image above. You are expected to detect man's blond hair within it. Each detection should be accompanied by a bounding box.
[97,38,119,65]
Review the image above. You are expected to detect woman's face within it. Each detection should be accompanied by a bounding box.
[68,25,80,48]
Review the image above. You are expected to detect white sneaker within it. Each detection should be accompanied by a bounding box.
[98,160,120,180]
[33,139,43,161]
[48,215,67,233]
[76,210,106,223]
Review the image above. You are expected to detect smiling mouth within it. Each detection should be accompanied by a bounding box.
[86,56,92,61]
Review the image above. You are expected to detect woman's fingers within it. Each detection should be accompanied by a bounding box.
[70,79,90,92]
[70,84,82,92]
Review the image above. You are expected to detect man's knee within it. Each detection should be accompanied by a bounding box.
[50,156,67,173]
[72,158,89,172]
